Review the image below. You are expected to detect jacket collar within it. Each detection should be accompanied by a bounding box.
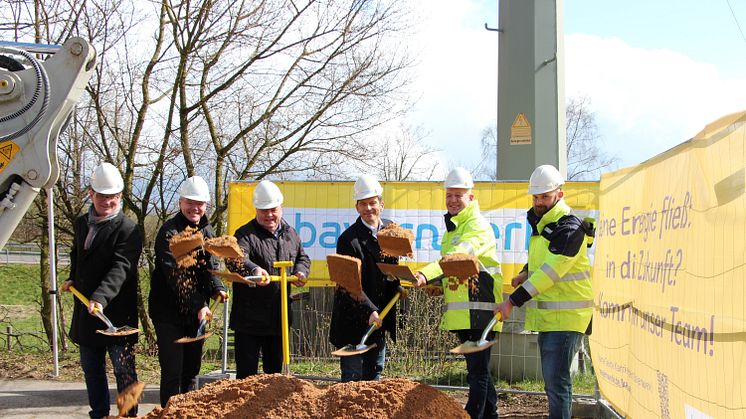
[444,200,480,232]
[527,199,571,234]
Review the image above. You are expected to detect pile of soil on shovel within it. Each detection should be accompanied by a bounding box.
[439,254,480,292]
[204,235,244,260]
[326,253,364,300]
[169,227,204,268]
[143,374,469,419]
[378,223,415,257]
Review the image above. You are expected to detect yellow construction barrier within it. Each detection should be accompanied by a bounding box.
[590,111,746,418]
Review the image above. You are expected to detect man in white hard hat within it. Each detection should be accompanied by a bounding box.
[495,164,594,419]
[61,162,142,418]
[329,174,402,382]
[414,167,503,419]
[149,175,228,406]
[226,180,310,378]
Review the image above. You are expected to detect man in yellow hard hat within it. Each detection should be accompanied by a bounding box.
[495,164,594,419]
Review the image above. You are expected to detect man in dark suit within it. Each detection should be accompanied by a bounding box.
[329,175,401,382]
[62,162,142,418]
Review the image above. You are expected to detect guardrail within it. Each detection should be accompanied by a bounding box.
[1,243,71,265]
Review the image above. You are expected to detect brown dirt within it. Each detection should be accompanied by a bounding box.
[378,223,414,257]
[376,263,417,282]
[326,253,364,300]
[168,227,204,267]
[439,254,480,292]
[117,381,145,416]
[204,236,244,260]
[142,374,469,419]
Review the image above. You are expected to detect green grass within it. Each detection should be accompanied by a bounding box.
[0,264,41,305]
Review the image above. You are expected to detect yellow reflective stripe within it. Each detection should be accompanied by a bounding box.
[522,281,540,297]
[536,300,594,310]
[540,263,560,283]
[446,301,498,311]
[558,271,591,282]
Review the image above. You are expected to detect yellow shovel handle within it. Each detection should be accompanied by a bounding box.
[373,291,401,327]
[69,285,95,311]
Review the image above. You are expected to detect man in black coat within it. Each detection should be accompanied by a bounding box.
[227,180,310,378]
[62,162,142,419]
[329,175,401,382]
[149,176,228,407]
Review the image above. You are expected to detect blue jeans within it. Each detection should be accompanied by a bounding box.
[538,331,583,419]
[457,330,498,419]
[339,339,386,382]
[79,343,138,419]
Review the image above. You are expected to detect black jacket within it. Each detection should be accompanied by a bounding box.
[227,218,310,336]
[68,210,142,347]
[148,212,225,327]
[329,217,400,349]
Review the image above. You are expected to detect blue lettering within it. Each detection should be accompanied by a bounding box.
[525,219,532,250]
[319,222,342,248]
[504,222,522,250]
[416,223,441,251]
[295,213,316,247]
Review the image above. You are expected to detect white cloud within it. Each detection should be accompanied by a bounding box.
[566,33,746,166]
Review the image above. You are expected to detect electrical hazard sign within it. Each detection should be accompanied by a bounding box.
[0,142,20,175]
[510,112,532,145]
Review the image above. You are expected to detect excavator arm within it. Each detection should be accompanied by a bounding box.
[0,38,96,250]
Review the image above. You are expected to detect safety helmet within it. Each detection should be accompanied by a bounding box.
[444,167,474,189]
[253,180,284,209]
[528,164,564,195]
[353,175,383,201]
[90,162,124,194]
[179,176,211,202]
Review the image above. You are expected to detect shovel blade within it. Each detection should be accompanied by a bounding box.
[449,339,497,355]
[331,342,377,357]
[174,331,213,344]
[96,326,140,337]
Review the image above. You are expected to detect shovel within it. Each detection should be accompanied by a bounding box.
[331,291,401,357]
[449,312,502,354]
[174,297,222,344]
[68,286,140,337]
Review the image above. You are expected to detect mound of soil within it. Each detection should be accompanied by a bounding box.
[204,236,244,260]
[439,254,479,291]
[378,223,414,258]
[168,227,204,268]
[326,254,364,300]
[143,374,468,419]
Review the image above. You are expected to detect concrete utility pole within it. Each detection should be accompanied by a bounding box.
[496,0,566,180]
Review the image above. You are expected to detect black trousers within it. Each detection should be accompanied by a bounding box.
[154,320,204,407]
[234,332,283,379]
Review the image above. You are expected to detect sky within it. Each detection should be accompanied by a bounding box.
[405,0,746,176]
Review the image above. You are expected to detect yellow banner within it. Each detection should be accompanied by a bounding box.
[590,111,746,418]
[227,181,598,290]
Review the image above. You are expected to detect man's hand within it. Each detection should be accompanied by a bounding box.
[511,270,529,288]
[495,300,514,321]
[198,305,212,322]
[368,311,381,326]
[214,290,229,303]
[253,267,271,286]
[292,271,307,287]
[414,272,427,288]
[60,280,73,292]
[88,300,103,315]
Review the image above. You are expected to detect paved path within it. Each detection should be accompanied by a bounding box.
[0,379,160,418]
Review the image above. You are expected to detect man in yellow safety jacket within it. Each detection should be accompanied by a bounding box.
[495,164,593,419]
[415,167,503,419]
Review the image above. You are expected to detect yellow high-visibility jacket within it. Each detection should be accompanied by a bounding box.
[511,199,593,333]
[420,201,503,332]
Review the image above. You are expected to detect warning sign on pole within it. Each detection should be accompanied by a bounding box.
[510,112,532,145]
[0,142,20,174]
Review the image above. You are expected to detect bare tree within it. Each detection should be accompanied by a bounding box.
[359,124,440,181]
[472,125,497,181]
[565,95,618,180]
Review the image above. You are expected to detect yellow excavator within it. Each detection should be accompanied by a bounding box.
[0,37,95,250]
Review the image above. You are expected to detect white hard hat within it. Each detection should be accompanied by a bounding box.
[179,176,211,202]
[444,167,474,189]
[353,175,383,201]
[528,164,564,195]
[90,162,124,194]
[253,180,284,209]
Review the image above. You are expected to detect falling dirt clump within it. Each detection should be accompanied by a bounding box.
[169,227,204,268]
[204,235,244,260]
[378,223,415,257]
[326,253,364,300]
[439,254,480,292]
[142,374,469,419]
